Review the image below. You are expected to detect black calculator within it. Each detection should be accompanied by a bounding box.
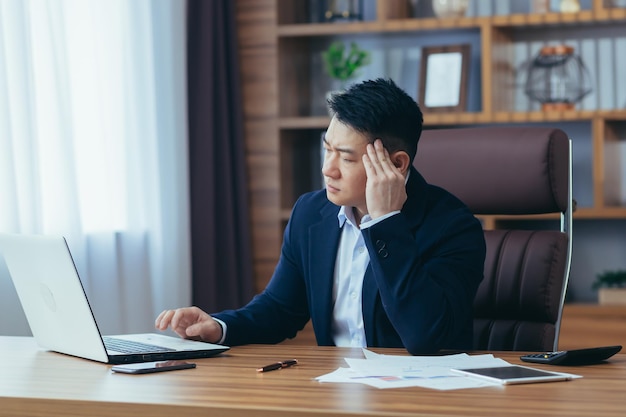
[520,345,622,366]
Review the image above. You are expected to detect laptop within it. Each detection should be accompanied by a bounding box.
[0,233,229,364]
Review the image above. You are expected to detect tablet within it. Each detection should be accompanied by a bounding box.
[451,365,573,385]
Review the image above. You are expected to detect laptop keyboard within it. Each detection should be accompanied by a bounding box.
[103,337,175,354]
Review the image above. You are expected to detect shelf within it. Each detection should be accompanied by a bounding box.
[280,207,626,223]
[573,207,626,219]
[489,110,626,124]
[277,10,626,38]
[279,110,626,130]
[277,17,483,37]
[279,116,329,129]
[490,9,626,26]
[483,207,626,223]
[425,110,626,126]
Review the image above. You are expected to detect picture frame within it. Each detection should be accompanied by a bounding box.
[419,44,471,112]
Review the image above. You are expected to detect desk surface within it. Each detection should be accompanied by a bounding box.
[1,336,625,417]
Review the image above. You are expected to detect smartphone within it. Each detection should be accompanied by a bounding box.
[111,360,196,374]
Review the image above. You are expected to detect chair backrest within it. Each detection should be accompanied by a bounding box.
[415,126,572,351]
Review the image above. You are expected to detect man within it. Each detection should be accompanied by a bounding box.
[156,78,485,354]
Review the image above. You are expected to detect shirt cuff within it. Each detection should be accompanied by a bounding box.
[360,210,400,229]
[212,317,227,345]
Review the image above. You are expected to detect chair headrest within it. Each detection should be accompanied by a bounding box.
[414,127,569,215]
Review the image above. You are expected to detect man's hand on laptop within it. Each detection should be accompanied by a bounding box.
[155,306,222,344]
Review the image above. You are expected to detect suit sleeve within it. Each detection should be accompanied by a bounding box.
[361,203,485,354]
[212,197,311,346]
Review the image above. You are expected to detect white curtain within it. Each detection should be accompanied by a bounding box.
[0,0,190,335]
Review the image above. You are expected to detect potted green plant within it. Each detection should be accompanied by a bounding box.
[592,270,626,305]
[322,41,370,115]
[322,41,370,87]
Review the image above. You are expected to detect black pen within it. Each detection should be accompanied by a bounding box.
[256,359,298,372]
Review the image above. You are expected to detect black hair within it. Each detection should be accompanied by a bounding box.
[327,78,423,162]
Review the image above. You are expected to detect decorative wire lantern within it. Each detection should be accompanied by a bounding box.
[323,0,363,22]
[524,45,592,111]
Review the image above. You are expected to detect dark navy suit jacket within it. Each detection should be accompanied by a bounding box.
[214,166,486,354]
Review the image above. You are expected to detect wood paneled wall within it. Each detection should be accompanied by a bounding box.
[235,0,280,292]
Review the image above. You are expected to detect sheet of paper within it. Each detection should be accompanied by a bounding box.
[314,349,578,390]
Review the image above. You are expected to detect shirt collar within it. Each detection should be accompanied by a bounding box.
[338,206,372,228]
[337,206,349,227]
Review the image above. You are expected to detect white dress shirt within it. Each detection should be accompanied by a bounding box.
[331,207,399,347]
[331,172,408,347]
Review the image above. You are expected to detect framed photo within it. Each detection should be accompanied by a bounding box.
[419,44,470,112]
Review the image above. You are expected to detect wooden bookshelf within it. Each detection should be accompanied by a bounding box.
[236,0,626,293]
[275,0,626,221]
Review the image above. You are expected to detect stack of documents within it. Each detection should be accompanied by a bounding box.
[315,349,560,390]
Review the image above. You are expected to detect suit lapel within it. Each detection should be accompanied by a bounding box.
[362,264,377,346]
[308,203,341,345]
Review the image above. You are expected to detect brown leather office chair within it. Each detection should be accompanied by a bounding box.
[415,126,572,352]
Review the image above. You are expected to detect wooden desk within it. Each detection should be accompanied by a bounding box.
[1,336,626,417]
